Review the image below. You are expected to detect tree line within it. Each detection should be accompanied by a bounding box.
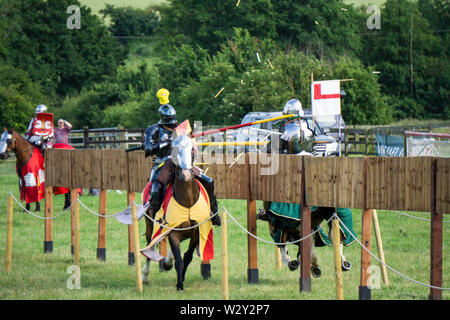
[0,0,448,131]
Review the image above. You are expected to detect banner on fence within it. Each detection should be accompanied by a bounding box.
[376,134,404,157]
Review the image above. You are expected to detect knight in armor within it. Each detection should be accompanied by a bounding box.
[25,104,55,151]
[144,89,221,226]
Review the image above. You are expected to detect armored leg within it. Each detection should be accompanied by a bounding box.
[197,173,221,226]
[150,180,165,214]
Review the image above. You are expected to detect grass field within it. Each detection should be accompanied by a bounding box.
[0,159,448,300]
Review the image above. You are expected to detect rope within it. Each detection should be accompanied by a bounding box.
[390,210,450,223]
[335,214,450,291]
[221,205,334,246]
[76,198,136,218]
[8,192,72,220]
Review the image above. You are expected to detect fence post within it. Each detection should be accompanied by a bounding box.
[127,192,135,265]
[97,189,107,261]
[130,201,143,294]
[359,157,372,300]
[222,208,229,300]
[70,189,79,255]
[5,194,13,272]
[246,153,258,284]
[83,126,89,149]
[332,216,344,300]
[430,158,442,300]
[73,190,80,267]
[300,156,311,293]
[372,209,389,285]
[44,186,53,253]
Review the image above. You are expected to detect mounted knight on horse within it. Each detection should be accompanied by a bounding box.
[257,99,357,275]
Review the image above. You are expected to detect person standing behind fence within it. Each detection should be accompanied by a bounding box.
[54,119,72,145]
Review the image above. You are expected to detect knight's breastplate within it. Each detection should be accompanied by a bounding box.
[280,120,313,154]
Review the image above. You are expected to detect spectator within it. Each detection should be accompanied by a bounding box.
[54,119,72,144]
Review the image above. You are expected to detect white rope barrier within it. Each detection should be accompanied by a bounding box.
[76,198,134,218]
[221,205,334,246]
[390,210,450,223]
[8,192,72,220]
[335,214,450,291]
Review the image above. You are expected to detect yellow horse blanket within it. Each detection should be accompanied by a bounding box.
[140,180,214,262]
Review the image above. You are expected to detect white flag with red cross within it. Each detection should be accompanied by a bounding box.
[311,80,341,119]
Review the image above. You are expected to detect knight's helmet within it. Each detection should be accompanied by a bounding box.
[282,99,304,117]
[158,104,177,125]
[35,104,47,114]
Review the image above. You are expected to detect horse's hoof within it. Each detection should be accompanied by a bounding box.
[311,266,322,278]
[161,263,173,272]
[288,260,299,271]
[341,260,352,271]
[142,278,149,285]
[177,285,184,291]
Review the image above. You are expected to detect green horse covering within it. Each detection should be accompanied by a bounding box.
[267,202,356,246]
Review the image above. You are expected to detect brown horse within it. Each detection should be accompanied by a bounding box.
[142,134,213,291]
[0,128,42,211]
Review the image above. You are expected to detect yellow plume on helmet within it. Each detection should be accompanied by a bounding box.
[157,88,170,105]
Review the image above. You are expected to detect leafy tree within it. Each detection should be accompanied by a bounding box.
[155,0,276,53]
[0,64,45,132]
[0,0,126,99]
[361,0,448,119]
[99,4,160,38]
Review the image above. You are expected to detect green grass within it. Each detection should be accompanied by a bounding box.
[0,160,448,300]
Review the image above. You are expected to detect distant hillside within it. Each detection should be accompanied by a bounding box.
[79,0,165,13]
[81,0,386,13]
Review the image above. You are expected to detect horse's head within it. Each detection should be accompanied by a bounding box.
[0,128,15,160]
[171,134,196,182]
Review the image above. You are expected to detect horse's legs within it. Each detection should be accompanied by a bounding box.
[142,214,154,285]
[161,249,174,271]
[340,243,352,271]
[142,259,151,284]
[279,246,291,266]
[35,201,40,212]
[181,229,199,282]
[25,203,30,211]
[311,246,322,278]
[168,232,184,291]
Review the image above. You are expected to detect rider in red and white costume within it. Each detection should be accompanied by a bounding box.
[25,104,55,151]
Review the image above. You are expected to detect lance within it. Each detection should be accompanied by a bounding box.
[192,113,297,138]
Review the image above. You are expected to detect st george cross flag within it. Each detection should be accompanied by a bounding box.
[311,80,341,119]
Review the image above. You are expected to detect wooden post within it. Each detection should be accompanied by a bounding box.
[276,247,282,270]
[83,126,89,149]
[247,199,258,284]
[372,210,389,285]
[97,189,107,261]
[127,192,135,265]
[44,186,53,253]
[131,202,143,293]
[300,156,311,293]
[430,158,442,300]
[73,190,80,267]
[221,208,229,300]
[359,157,372,300]
[332,217,344,300]
[359,208,373,300]
[70,189,78,255]
[5,195,13,272]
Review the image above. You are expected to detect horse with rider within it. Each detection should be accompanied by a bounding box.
[257,99,357,276]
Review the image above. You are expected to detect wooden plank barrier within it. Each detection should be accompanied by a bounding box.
[42,150,449,299]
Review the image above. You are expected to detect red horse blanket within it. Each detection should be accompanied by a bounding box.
[17,148,45,204]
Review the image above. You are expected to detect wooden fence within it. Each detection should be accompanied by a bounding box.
[44,149,449,299]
